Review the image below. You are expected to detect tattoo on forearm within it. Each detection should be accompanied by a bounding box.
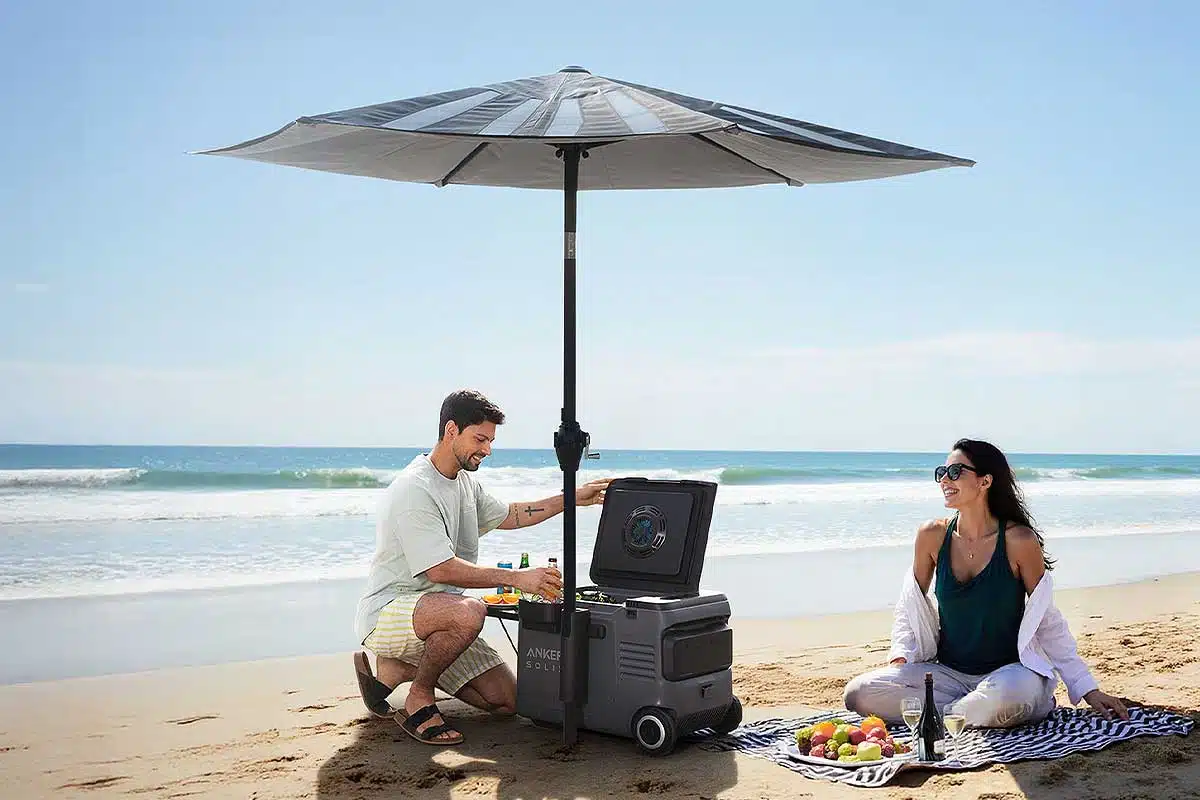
[511,505,546,528]
[509,503,549,528]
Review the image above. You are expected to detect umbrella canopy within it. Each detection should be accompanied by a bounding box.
[197,65,973,190]
[197,66,973,747]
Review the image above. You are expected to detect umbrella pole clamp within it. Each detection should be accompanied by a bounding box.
[554,418,590,745]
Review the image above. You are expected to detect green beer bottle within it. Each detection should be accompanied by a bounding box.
[518,552,530,595]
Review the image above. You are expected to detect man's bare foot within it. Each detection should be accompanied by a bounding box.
[399,689,463,745]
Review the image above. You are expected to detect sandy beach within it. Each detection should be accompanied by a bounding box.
[2,572,1197,800]
[4,2,1197,797]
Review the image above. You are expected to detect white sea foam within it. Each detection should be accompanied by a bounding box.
[3,518,1197,602]
[0,564,372,602]
[0,468,146,488]
[3,475,1199,525]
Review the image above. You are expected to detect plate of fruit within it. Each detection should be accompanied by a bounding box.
[481,592,521,605]
[782,716,914,769]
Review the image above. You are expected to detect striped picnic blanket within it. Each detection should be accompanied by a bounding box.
[695,707,1194,788]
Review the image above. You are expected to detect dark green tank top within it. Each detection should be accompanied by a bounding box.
[934,515,1025,675]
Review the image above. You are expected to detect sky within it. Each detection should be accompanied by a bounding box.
[1,2,1197,454]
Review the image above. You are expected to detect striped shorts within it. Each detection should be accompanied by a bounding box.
[361,592,505,696]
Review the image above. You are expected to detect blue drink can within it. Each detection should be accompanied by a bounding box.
[497,561,513,593]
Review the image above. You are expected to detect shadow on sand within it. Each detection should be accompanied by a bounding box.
[317,697,738,800]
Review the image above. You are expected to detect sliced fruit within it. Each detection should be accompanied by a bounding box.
[860,716,887,734]
[813,721,837,738]
[856,741,883,761]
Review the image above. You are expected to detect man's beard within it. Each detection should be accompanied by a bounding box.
[457,452,482,471]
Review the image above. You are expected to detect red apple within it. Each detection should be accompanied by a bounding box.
[848,729,866,745]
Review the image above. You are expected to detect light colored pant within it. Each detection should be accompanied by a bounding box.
[843,661,1057,729]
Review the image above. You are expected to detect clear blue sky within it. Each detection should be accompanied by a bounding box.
[1,2,1197,453]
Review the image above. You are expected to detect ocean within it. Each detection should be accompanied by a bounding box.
[3,444,1199,603]
[3,444,1199,683]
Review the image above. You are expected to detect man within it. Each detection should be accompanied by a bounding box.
[352,389,610,746]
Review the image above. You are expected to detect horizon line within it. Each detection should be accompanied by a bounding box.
[1,442,1197,458]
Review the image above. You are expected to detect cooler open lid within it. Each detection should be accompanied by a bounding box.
[588,477,718,596]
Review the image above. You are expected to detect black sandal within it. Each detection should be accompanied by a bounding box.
[397,703,464,746]
[353,651,396,718]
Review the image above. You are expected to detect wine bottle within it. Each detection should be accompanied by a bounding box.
[916,672,944,761]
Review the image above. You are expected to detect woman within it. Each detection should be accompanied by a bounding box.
[843,439,1128,729]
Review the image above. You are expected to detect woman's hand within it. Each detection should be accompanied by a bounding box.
[1083,688,1129,720]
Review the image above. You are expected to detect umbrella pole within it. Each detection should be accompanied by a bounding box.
[554,143,589,746]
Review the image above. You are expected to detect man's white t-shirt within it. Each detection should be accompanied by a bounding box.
[354,453,509,643]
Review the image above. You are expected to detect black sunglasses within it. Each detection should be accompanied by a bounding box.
[935,464,980,482]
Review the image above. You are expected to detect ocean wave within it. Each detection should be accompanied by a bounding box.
[0,467,396,490]
[1014,465,1200,481]
[716,465,924,484]
[3,478,1200,525]
[0,468,148,488]
[2,460,1198,493]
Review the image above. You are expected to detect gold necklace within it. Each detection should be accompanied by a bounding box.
[955,528,989,560]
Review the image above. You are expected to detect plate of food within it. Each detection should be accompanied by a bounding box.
[781,716,916,769]
[481,592,521,605]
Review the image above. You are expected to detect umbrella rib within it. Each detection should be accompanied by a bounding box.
[692,133,799,186]
[436,142,490,187]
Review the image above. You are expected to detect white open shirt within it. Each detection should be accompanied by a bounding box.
[888,568,1100,704]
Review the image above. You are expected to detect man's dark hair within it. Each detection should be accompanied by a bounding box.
[438,390,505,440]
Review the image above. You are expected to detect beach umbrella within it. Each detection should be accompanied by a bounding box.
[195,66,974,744]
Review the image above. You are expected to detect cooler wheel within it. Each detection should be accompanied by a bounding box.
[713,696,743,735]
[632,707,677,757]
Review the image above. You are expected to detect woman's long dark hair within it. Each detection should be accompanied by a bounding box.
[953,438,1055,571]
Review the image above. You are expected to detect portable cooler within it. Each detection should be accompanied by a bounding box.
[487,477,742,756]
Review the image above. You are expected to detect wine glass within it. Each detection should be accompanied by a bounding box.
[901,697,922,735]
[943,703,966,763]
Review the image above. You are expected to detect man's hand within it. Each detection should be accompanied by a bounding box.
[514,566,563,600]
[576,478,611,507]
[1083,688,1129,720]
[890,657,907,666]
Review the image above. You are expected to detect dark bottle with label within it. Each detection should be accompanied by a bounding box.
[517,552,530,596]
[917,671,944,761]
